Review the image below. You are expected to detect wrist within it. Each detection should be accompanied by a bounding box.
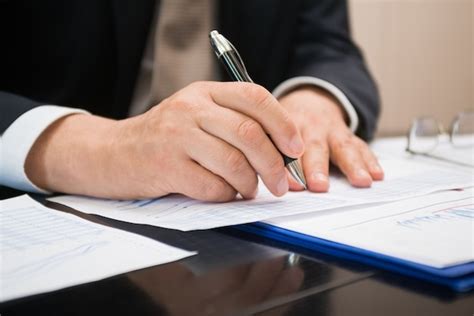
[25,114,118,194]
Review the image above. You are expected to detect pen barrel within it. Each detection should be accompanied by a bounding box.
[219,52,297,167]
[266,133,296,166]
[211,31,306,187]
[219,51,253,83]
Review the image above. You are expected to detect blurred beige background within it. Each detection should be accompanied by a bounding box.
[349,0,473,136]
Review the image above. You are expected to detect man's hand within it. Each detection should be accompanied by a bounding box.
[279,86,384,192]
[25,82,304,201]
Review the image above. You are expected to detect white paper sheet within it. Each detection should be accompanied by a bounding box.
[430,143,474,167]
[267,188,474,268]
[0,195,195,303]
[48,157,473,231]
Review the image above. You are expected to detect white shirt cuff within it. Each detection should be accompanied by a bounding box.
[272,76,359,132]
[1,105,90,193]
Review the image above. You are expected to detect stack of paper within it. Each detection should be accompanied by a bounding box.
[49,157,473,231]
[0,195,195,303]
[266,189,474,269]
[240,188,474,291]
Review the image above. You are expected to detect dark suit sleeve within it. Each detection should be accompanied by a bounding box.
[288,0,380,140]
[0,91,42,134]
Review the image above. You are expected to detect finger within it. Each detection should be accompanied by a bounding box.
[329,134,373,187]
[197,104,288,196]
[173,160,237,202]
[185,129,258,199]
[356,139,385,181]
[207,82,304,158]
[301,135,330,192]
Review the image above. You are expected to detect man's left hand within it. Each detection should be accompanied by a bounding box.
[278,86,384,192]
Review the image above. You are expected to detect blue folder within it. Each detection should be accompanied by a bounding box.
[236,222,474,292]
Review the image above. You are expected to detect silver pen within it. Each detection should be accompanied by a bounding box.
[209,30,307,189]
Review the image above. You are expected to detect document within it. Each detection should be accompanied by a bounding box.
[430,142,474,167]
[49,157,473,231]
[267,188,474,268]
[0,195,195,303]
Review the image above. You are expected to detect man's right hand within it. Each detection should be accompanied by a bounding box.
[25,82,304,201]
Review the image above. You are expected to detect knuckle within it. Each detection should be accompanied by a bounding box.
[308,137,328,150]
[352,135,365,146]
[280,112,295,132]
[266,155,285,177]
[174,98,203,118]
[321,145,330,157]
[201,179,230,201]
[245,84,274,110]
[193,105,210,127]
[356,138,370,151]
[332,134,355,152]
[158,121,181,137]
[171,98,193,111]
[363,148,378,162]
[237,118,263,143]
[188,81,215,95]
[188,81,207,90]
[225,149,248,174]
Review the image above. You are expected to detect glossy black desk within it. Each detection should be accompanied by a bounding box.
[1,200,473,316]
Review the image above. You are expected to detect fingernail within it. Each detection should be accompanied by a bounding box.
[277,177,289,196]
[372,163,383,173]
[312,172,328,183]
[290,135,304,155]
[371,164,384,180]
[356,169,371,179]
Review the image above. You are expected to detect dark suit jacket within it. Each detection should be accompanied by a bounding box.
[0,0,379,138]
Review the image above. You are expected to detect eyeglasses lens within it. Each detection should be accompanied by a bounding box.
[409,118,439,153]
[452,111,474,147]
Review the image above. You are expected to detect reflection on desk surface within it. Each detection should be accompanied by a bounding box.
[0,251,360,316]
[129,255,306,316]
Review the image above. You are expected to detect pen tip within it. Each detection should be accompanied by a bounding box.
[287,160,307,190]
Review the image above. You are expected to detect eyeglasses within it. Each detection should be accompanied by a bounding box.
[406,111,474,166]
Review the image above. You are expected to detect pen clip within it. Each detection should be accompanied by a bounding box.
[224,37,253,83]
[226,41,247,74]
